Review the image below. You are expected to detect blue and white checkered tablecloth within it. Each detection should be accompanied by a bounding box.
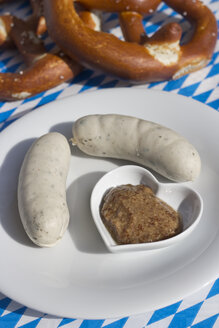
[0,0,218,327]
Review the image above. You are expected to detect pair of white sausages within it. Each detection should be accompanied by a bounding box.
[18,114,201,247]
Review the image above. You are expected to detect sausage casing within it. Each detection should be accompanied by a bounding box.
[18,132,71,247]
[72,114,201,182]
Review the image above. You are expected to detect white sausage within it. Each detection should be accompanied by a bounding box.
[72,114,201,182]
[18,132,71,247]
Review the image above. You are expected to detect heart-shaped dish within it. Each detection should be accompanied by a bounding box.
[90,165,203,253]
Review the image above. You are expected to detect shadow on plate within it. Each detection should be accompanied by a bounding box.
[67,171,109,254]
[0,138,37,247]
[49,121,73,141]
[50,122,93,158]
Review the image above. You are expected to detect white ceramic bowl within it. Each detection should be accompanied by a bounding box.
[90,165,203,253]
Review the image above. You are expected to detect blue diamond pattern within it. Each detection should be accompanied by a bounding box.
[207,278,219,299]
[18,317,43,328]
[34,90,63,108]
[164,75,188,91]
[0,306,26,328]
[79,320,105,328]
[191,314,219,328]
[209,51,218,65]
[71,69,94,84]
[0,56,14,70]
[0,116,17,131]
[146,24,160,34]
[178,82,200,97]
[0,298,11,316]
[1,62,21,73]
[147,301,182,325]
[193,90,213,103]
[79,74,106,93]
[0,109,16,122]
[105,13,118,23]
[206,63,219,79]
[104,318,129,328]
[148,80,165,88]
[168,302,203,328]
[158,3,169,11]
[207,99,219,110]
[58,318,76,327]
[22,91,45,104]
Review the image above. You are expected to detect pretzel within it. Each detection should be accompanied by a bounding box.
[30,0,47,36]
[44,0,217,82]
[0,3,100,100]
[0,0,47,37]
[0,15,81,101]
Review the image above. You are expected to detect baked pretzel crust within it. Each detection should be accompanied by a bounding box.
[44,0,217,82]
[0,2,101,100]
[0,15,81,101]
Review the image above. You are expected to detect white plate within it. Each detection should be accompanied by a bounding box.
[0,88,218,319]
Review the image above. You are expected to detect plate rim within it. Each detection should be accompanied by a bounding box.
[0,88,215,137]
